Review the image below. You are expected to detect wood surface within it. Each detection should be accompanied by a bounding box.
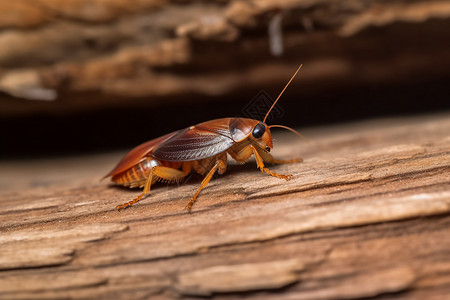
[1,113,450,299]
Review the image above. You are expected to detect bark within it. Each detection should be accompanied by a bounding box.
[0,0,449,115]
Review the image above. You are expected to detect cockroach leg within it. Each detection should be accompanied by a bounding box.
[250,145,294,181]
[117,164,191,211]
[116,167,155,211]
[116,192,148,211]
[153,165,191,183]
[186,159,227,211]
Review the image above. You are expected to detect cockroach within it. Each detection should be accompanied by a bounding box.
[106,65,304,211]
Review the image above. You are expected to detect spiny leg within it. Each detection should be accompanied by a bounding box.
[116,164,191,211]
[116,167,154,211]
[186,159,227,211]
[250,145,294,180]
[116,192,148,211]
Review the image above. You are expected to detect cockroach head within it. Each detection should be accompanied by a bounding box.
[251,122,273,151]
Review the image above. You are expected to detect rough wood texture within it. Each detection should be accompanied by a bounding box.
[1,113,449,299]
[0,0,449,115]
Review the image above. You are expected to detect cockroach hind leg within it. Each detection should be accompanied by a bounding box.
[116,192,151,211]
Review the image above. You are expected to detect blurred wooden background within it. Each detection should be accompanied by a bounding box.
[0,1,450,299]
[0,0,449,156]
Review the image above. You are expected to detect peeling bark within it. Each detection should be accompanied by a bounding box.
[0,0,448,115]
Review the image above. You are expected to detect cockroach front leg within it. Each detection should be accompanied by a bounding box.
[249,145,295,181]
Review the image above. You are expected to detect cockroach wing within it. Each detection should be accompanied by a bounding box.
[152,118,259,161]
[194,118,257,142]
[152,126,234,161]
[105,131,178,177]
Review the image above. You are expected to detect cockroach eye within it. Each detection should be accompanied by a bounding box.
[252,123,265,139]
[265,146,271,152]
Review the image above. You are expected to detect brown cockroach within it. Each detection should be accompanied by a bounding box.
[106,65,304,211]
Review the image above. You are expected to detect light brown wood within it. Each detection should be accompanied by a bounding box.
[0,0,449,116]
[1,113,449,299]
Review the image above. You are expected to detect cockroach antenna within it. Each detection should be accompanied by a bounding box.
[264,65,310,144]
[263,64,303,124]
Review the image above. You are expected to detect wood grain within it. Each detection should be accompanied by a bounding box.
[1,113,449,299]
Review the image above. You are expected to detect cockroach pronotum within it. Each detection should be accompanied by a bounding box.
[106,65,305,211]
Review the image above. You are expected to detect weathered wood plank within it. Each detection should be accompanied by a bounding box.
[0,113,449,299]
